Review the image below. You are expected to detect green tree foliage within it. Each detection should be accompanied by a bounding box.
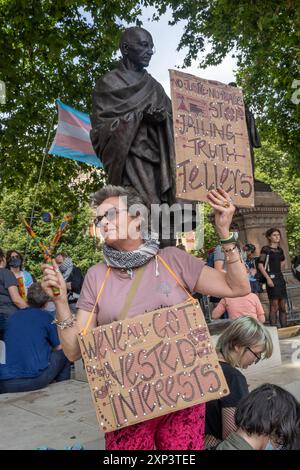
[197,203,218,258]
[1,1,298,271]
[149,0,300,167]
[0,0,143,191]
[0,0,143,276]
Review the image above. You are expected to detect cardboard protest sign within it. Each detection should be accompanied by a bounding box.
[79,300,228,432]
[170,70,254,207]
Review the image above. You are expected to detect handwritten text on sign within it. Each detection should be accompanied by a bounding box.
[170,70,254,207]
[79,301,228,432]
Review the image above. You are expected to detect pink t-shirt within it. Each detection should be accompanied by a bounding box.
[77,247,205,326]
[212,293,265,321]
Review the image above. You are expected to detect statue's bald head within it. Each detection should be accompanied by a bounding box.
[119,27,154,70]
[119,27,152,50]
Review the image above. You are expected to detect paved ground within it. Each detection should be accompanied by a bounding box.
[0,380,104,450]
[1,336,300,450]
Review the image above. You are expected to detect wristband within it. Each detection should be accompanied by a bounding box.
[222,245,238,256]
[220,231,238,245]
[52,314,77,330]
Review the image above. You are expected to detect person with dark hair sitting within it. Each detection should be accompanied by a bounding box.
[205,317,273,449]
[0,283,71,393]
[0,248,28,340]
[216,383,300,450]
[6,249,34,300]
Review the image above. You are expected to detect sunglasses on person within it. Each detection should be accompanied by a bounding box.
[94,208,128,227]
[246,346,262,364]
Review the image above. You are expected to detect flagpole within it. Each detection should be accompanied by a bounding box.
[24,101,57,264]
[29,103,57,226]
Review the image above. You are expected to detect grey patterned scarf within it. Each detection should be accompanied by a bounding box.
[103,238,160,274]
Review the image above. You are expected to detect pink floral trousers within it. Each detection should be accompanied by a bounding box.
[105,403,205,450]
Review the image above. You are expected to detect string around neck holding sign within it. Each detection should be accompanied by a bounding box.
[80,255,197,337]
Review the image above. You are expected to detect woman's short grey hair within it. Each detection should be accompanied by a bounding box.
[91,185,147,209]
[216,316,273,367]
[91,185,150,234]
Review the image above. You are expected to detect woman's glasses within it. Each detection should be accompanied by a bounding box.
[246,346,262,364]
[94,208,128,227]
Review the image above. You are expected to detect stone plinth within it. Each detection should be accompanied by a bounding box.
[74,358,87,382]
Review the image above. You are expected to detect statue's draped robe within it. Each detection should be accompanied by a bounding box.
[90,62,176,206]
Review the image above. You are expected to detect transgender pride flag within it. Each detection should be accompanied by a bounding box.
[48,99,102,168]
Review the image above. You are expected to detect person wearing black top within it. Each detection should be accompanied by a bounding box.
[0,248,28,340]
[216,384,300,450]
[205,316,273,449]
[55,252,84,313]
[258,228,287,327]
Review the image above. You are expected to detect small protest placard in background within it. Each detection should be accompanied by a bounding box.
[170,70,254,208]
[79,301,228,432]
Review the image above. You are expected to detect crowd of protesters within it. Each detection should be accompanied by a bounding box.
[206,226,288,328]
[0,203,298,450]
[37,185,298,450]
[0,247,84,392]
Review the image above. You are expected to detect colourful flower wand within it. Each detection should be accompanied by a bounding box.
[19,213,72,296]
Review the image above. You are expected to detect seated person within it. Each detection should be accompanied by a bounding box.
[6,250,34,300]
[0,283,71,393]
[205,317,273,449]
[212,292,266,323]
[216,383,300,450]
[0,248,28,340]
[243,243,259,293]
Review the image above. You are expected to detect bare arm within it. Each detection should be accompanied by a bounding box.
[258,313,266,323]
[196,262,250,298]
[55,301,96,362]
[211,299,226,319]
[196,189,250,298]
[41,261,97,362]
[256,297,266,323]
[258,262,274,288]
[8,285,28,309]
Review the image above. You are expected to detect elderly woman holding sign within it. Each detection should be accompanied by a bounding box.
[42,185,250,450]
